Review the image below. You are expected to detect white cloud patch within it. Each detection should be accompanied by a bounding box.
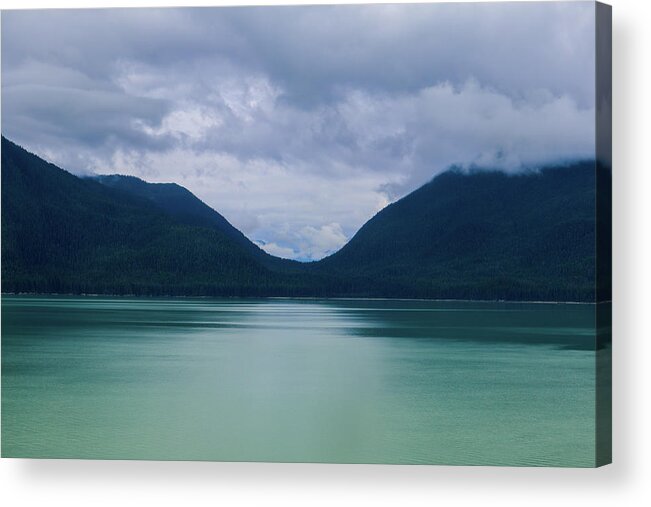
[255,241,296,260]
[257,223,348,261]
[135,106,222,140]
[298,223,348,261]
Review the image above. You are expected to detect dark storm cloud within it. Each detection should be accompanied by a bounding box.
[1,3,596,260]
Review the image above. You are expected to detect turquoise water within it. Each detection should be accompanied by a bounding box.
[1,296,597,466]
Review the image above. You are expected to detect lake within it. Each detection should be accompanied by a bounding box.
[1,295,598,466]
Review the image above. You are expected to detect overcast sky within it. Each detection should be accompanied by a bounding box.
[1,3,596,260]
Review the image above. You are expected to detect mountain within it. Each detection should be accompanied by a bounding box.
[94,174,254,247]
[1,136,604,301]
[0,137,318,295]
[317,163,601,301]
[92,174,303,272]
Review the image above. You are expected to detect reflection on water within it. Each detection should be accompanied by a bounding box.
[2,296,597,466]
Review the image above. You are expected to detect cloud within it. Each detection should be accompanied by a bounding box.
[135,105,222,141]
[257,222,347,261]
[297,223,348,261]
[3,83,169,146]
[255,241,296,260]
[2,4,595,104]
[1,3,597,260]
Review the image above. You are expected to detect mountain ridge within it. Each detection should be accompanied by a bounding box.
[92,173,304,272]
[1,136,602,301]
[316,162,599,300]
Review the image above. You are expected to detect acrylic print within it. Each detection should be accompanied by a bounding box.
[0,2,611,466]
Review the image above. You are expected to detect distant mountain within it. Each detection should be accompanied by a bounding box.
[1,136,604,301]
[317,163,601,301]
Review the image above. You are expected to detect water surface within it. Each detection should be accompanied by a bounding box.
[1,296,597,466]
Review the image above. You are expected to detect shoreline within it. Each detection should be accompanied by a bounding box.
[0,292,605,305]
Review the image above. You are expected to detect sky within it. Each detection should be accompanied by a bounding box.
[1,2,596,261]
